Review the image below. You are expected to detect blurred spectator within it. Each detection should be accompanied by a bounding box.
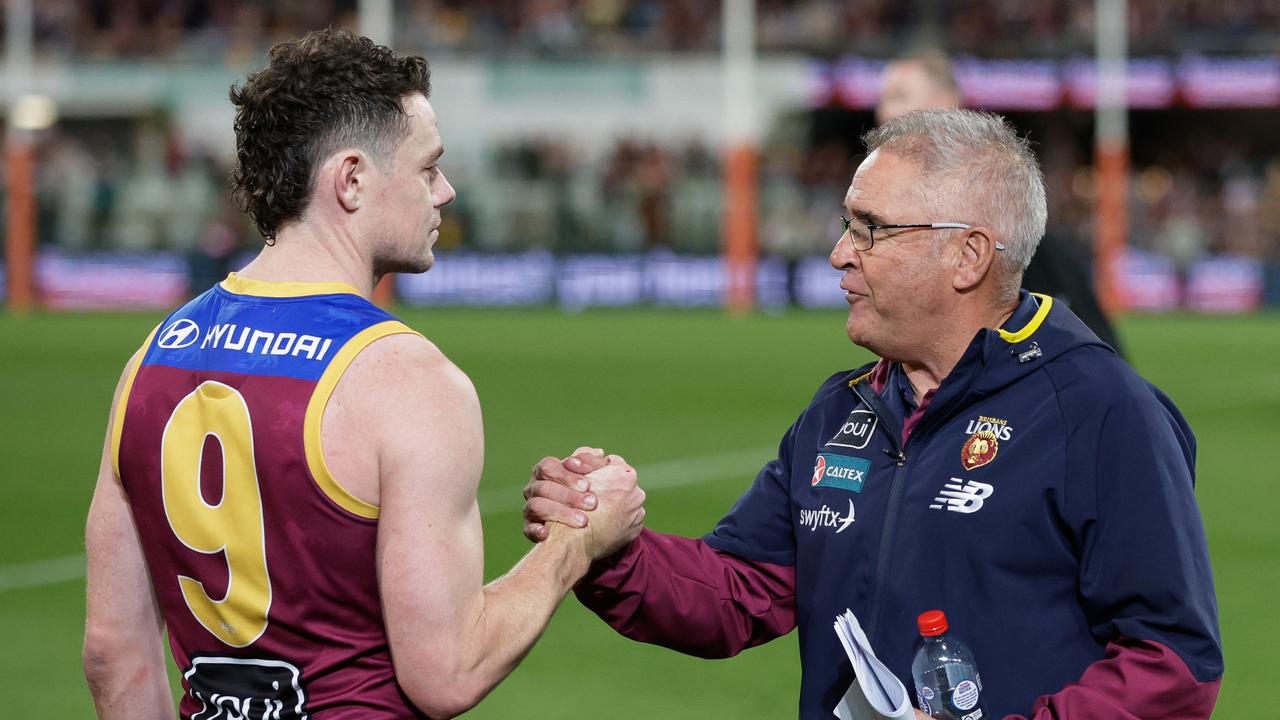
[33,112,1280,271]
[25,75,1280,315]
[874,50,959,125]
[20,0,1280,60]
[38,134,98,250]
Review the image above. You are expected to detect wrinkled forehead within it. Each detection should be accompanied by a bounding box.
[843,149,928,216]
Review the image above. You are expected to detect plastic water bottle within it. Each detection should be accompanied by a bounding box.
[910,610,988,720]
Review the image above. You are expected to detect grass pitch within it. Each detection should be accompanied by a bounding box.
[1,307,1274,718]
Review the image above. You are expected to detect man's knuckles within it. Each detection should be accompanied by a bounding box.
[586,463,638,487]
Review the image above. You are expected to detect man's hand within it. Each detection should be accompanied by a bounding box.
[914,710,933,719]
[523,447,610,542]
[575,455,646,560]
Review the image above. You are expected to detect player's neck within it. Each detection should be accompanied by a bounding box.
[236,222,377,298]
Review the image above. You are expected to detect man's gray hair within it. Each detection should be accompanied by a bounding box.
[863,109,1047,296]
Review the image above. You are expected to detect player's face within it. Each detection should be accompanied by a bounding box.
[372,94,455,274]
[829,150,955,360]
[876,61,958,125]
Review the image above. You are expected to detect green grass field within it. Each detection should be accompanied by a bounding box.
[2,308,1276,718]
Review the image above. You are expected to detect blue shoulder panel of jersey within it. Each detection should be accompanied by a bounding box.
[141,286,397,381]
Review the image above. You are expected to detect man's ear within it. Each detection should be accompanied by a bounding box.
[952,226,1000,292]
[330,149,368,213]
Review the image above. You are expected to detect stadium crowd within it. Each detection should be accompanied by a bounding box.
[28,116,1280,274]
[19,0,1280,58]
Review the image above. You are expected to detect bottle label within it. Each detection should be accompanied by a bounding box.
[916,694,932,717]
[952,680,980,711]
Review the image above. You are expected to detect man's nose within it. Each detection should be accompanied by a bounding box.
[435,169,457,207]
[830,230,859,270]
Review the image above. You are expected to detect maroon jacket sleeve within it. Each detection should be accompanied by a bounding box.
[573,528,797,659]
[1004,637,1221,720]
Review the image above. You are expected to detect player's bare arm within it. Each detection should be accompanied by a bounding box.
[332,333,643,717]
[83,352,176,720]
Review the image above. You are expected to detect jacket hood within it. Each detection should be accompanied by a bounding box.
[844,290,1117,409]
[966,290,1116,396]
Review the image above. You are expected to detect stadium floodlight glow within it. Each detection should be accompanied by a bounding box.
[10,94,57,131]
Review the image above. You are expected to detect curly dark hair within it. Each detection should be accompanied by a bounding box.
[229,29,431,241]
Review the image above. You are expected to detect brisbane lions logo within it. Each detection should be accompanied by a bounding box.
[961,429,999,470]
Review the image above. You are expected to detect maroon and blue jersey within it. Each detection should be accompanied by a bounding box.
[112,273,425,719]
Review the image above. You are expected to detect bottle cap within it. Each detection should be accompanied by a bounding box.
[917,609,948,637]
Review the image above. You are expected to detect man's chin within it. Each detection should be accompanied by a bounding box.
[845,317,875,352]
[376,252,434,276]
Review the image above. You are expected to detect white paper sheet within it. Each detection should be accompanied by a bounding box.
[832,609,914,720]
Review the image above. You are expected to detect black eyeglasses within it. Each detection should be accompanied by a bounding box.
[840,215,1004,252]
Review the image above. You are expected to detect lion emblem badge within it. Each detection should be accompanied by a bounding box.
[961,429,999,470]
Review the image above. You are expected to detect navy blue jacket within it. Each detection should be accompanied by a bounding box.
[578,291,1223,718]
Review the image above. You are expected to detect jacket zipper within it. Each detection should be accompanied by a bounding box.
[851,367,982,637]
[849,382,910,635]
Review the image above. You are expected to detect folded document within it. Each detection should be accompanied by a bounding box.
[832,609,914,720]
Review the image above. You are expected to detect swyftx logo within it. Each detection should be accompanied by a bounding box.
[799,499,856,533]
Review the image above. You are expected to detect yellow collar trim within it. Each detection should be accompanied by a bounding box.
[220,272,363,298]
[997,293,1053,344]
[847,369,875,388]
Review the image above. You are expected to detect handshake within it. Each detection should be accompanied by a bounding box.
[521,447,647,561]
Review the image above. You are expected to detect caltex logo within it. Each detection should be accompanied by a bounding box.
[157,319,200,349]
[811,455,826,485]
[811,453,870,493]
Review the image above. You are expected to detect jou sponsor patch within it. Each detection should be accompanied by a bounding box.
[825,409,878,450]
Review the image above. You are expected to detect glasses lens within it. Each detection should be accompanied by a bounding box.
[848,219,872,251]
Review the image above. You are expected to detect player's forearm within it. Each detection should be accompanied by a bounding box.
[84,642,175,720]
[442,526,593,712]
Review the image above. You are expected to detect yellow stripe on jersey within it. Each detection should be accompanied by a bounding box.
[111,323,161,478]
[304,320,422,519]
[998,293,1053,344]
[221,272,363,299]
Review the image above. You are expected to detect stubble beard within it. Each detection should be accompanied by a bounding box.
[372,234,435,276]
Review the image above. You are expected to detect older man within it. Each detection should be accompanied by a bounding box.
[875,51,1124,358]
[526,110,1222,718]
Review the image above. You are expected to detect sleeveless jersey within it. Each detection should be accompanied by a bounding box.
[113,273,426,719]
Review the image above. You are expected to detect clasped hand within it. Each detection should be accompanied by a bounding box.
[523,447,646,560]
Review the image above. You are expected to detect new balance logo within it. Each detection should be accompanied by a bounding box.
[929,479,995,513]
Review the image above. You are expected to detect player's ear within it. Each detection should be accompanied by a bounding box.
[952,225,998,292]
[331,149,367,213]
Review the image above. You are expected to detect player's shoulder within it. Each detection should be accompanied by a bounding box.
[342,331,477,411]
